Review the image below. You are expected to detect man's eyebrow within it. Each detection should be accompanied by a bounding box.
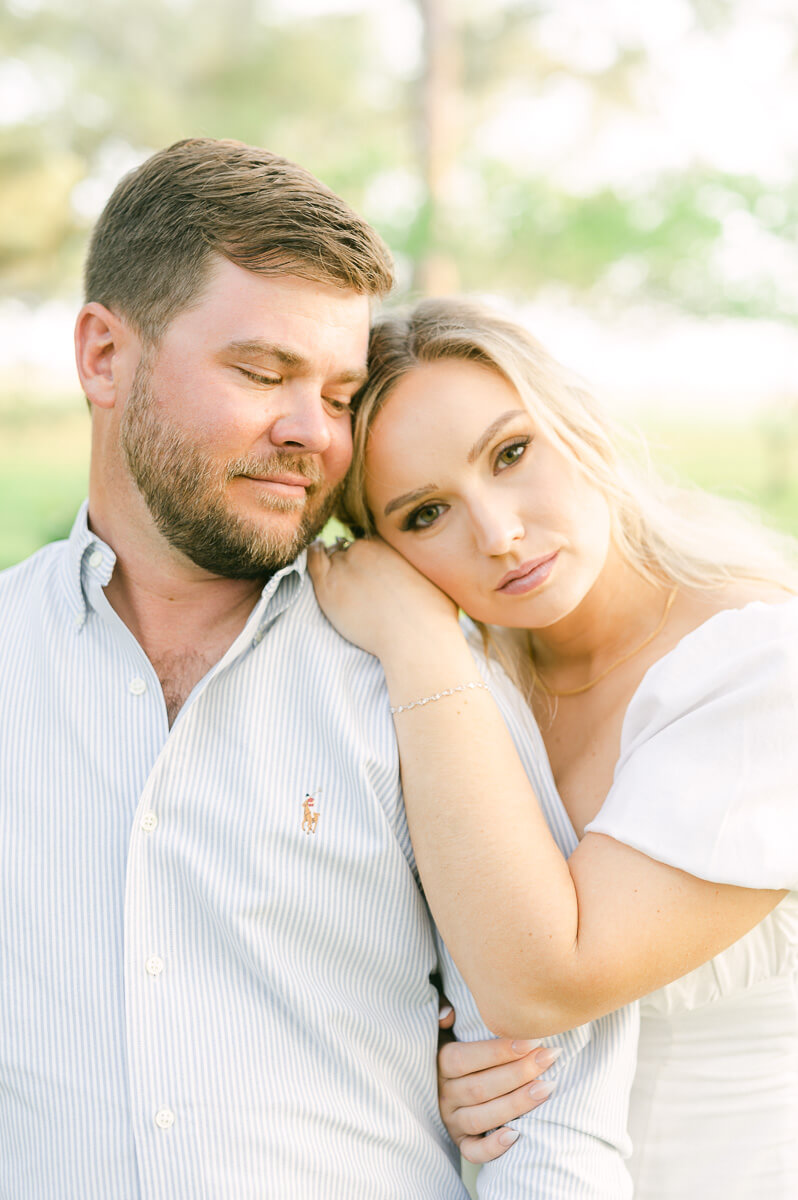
[467,409,528,464]
[225,340,306,369]
[337,366,369,386]
[384,484,438,518]
[223,339,367,385]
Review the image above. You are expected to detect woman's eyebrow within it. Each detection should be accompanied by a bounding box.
[467,409,528,464]
[382,409,529,518]
[384,484,437,518]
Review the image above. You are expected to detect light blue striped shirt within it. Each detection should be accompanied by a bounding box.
[0,503,637,1198]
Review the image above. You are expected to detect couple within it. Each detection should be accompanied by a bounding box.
[1,137,795,1198]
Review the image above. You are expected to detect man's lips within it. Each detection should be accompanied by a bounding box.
[496,552,558,595]
[241,473,313,499]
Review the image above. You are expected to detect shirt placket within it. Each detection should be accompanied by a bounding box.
[120,568,303,1196]
[123,739,199,1199]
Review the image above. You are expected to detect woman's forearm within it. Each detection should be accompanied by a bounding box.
[381,633,586,1035]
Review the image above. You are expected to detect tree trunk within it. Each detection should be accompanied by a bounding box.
[415,0,460,295]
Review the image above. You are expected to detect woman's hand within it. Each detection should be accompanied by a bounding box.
[437,1003,558,1164]
[308,536,459,660]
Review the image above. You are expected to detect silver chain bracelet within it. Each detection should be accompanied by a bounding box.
[390,681,488,715]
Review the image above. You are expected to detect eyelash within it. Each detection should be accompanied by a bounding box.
[238,369,351,415]
[402,437,531,532]
[324,397,352,415]
[239,368,280,387]
[402,503,446,532]
[495,436,531,469]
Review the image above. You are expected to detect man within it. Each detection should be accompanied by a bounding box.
[0,139,637,1198]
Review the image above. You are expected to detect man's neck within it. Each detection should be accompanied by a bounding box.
[87,497,267,711]
[103,551,265,664]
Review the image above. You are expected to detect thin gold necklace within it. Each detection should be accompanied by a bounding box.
[532,587,679,697]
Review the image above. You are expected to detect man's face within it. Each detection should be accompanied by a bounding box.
[118,259,370,579]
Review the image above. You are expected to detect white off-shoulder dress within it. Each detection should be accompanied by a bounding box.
[584,598,798,1198]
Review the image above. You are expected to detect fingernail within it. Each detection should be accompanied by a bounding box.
[511,1039,541,1055]
[535,1046,563,1070]
[529,1080,555,1100]
[497,1128,521,1147]
[438,1004,453,1020]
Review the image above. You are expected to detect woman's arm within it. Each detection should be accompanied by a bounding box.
[309,540,786,1036]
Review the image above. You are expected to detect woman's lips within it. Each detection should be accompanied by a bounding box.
[496,552,558,595]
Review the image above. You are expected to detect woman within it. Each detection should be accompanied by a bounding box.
[308,297,798,1197]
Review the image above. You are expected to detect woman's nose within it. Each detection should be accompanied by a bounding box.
[470,504,524,557]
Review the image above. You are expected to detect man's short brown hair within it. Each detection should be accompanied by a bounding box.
[84,138,394,341]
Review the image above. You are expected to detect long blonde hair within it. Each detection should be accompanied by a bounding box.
[340,297,798,602]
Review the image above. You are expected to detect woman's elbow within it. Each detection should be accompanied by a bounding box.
[473,985,595,1040]
[471,965,620,1037]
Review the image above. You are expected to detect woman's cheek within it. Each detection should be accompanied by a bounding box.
[419,558,469,608]
[394,541,445,592]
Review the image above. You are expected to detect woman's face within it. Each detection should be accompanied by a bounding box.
[364,358,613,629]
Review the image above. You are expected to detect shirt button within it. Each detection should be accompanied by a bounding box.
[129,677,147,695]
[154,1107,175,1130]
[141,812,158,833]
[88,550,103,568]
[145,955,164,976]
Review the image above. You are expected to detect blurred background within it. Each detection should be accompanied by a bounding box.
[2,0,798,569]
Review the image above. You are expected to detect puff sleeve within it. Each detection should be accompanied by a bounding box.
[584,599,798,891]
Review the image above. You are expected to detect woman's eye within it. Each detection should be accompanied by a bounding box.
[404,503,446,531]
[495,438,530,470]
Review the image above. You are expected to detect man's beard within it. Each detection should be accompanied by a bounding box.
[120,360,343,579]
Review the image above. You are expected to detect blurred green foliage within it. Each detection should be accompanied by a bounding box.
[0,401,89,567]
[2,0,798,316]
[1,0,416,297]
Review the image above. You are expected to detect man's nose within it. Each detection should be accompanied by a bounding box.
[470,501,524,557]
[268,386,333,454]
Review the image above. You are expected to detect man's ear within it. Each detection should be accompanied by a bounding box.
[74,302,133,411]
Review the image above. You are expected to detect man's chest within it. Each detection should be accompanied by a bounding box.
[0,677,457,1200]
[1,615,432,1001]
[149,645,219,726]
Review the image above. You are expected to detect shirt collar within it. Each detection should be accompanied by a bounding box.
[61,501,115,631]
[248,550,307,646]
[61,500,309,635]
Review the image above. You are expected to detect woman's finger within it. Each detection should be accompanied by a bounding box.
[438,1000,455,1030]
[440,1045,559,1114]
[447,1076,555,1146]
[438,1036,540,1081]
[306,540,329,581]
[458,1126,522,1165]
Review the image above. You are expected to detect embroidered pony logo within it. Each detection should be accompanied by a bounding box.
[302,790,321,835]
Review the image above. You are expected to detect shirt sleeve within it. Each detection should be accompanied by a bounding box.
[585,599,798,891]
[438,645,638,1199]
[437,941,638,1200]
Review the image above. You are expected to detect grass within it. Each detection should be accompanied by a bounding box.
[0,399,91,570]
[642,416,798,535]
[1,401,797,571]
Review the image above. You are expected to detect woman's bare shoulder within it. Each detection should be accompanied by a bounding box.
[680,580,793,626]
